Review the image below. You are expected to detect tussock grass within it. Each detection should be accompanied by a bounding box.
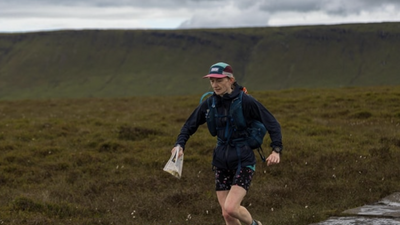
[0,86,400,224]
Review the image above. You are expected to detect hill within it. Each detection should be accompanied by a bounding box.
[1,22,400,100]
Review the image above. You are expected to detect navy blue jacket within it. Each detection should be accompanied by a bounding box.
[175,83,283,169]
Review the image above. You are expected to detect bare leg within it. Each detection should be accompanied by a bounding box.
[216,185,253,225]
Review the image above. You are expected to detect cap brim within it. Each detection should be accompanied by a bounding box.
[203,74,229,79]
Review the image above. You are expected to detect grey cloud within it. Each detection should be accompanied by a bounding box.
[178,0,400,29]
[258,0,321,13]
[2,0,236,9]
[0,0,175,19]
[257,0,400,14]
[322,0,400,16]
[1,0,400,32]
[178,3,270,29]
[2,0,181,8]
[6,0,400,10]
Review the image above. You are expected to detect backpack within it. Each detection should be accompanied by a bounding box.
[201,90,267,161]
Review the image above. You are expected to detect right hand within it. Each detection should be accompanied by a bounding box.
[171,145,184,158]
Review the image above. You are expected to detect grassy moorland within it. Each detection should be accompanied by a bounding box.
[1,22,400,100]
[0,85,399,225]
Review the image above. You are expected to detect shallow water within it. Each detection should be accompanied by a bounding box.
[311,193,400,225]
[314,216,400,225]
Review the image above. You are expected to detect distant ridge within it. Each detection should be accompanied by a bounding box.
[1,22,400,100]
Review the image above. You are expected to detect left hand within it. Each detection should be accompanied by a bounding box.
[171,145,184,159]
[265,151,280,166]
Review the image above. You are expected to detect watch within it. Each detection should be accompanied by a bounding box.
[272,146,282,154]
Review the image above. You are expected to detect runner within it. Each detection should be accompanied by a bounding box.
[171,62,283,225]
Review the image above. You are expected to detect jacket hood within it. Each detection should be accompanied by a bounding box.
[220,82,243,101]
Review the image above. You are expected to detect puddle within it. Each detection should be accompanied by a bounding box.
[311,192,400,225]
[313,216,400,225]
[343,204,400,217]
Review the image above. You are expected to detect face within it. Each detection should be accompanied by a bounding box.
[209,77,234,96]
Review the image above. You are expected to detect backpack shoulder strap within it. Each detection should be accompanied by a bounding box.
[205,94,217,137]
[229,91,246,130]
[199,91,214,104]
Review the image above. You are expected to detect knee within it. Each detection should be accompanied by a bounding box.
[223,204,238,218]
[222,210,236,222]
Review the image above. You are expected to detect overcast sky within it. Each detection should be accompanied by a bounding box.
[1,0,400,33]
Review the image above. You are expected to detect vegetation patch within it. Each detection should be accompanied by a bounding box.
[350,110,373,119]
[117,125,164,141]
[0,85,399,224]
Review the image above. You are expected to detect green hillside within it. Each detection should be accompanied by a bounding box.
[1,22,400,100]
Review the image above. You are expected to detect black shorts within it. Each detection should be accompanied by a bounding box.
[215,167,255,191]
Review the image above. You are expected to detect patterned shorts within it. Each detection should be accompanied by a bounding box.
[215,167,255,191]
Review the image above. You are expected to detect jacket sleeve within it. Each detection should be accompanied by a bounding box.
[243,94,283,150]
[175,100,208,150]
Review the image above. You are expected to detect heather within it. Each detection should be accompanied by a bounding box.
[0,86,399,224]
